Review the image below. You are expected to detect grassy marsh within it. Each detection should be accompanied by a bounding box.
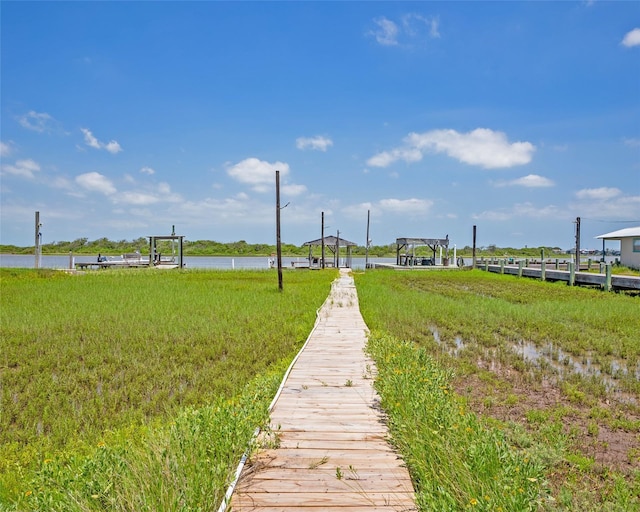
[355,269,640,511]
[1,268,337,508]
[3,267,638,511]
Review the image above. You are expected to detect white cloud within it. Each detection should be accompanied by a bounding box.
[140,166,155,175]
[81,128,123,154]
[17,111,54,132]
[1,159,41,179]
[1,141,13,157]
[575,187,621,200]
[282,184,308,196]
[368,128,535,169]
[571,190,640,219]
[379,198,434,214]
[76,172,117,195]
[104,140,122,154]
[370,17,399,46]
[226,157,290,192]
[370,14,440,47]
[621,28,640,47]
[624,137,640,147]
[116,191,160,206]
[473,202,561,221]
[367,147,423,167]
[81,128,101,149]
[402,13,440,39]
[494,174,555,188]
[296,136,333,151]
[409,129,535,168]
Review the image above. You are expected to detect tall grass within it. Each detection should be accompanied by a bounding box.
[355,269,640,511]
[1,268,336,508]
[368,332,547,511]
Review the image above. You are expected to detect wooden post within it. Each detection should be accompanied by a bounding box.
[69,251,73,270]
[276,171,283,291]
[365,209,370,270]
[336,230,340,268]
[568,261,575,286]
[500,259,505,274]
[518,260,524,277]
[472,225,477,269]
[540,260,546,281]
[604,263,612,292]
[321,212,325,269]
[34,211,41,269]
[575,216,581,271]
[555,258,559,270]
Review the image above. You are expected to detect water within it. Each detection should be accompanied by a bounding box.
[0,254,397,270]
[429,325,637,402]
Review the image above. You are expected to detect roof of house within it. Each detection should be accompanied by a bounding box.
[595,226,640,240]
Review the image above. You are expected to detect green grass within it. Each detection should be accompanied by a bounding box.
[1,268,337,508]
[368,331,548,511]
[355,268,640,511]
[3,267,638,511]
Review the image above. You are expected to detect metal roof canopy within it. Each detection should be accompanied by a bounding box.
[303,235,358,248]
[396,236,450,266]
[595,226,640,240]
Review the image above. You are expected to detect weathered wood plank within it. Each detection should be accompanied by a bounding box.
[229,269,415,511]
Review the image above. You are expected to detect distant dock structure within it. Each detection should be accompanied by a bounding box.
[370,235,460,269]
[74,233,185,270]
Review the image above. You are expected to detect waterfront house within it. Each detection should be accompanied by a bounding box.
[596,226,640,270]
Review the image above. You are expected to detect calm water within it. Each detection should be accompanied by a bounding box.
[0,254,398,270]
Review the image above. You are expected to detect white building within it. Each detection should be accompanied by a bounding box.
[596,226,640,270]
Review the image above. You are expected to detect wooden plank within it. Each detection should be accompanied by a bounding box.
[230,268,415,511]
[233,492,415,507]
[240,467,412,482]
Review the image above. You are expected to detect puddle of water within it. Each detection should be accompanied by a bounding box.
[513,340,638,403]
[427,324,637,403]
[429,326,465,356]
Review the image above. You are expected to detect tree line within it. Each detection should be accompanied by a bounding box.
[0,237,569,258]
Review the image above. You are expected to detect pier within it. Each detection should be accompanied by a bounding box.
[476,258,640,292]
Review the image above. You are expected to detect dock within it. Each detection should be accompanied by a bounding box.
[477,259,640,291]
[228,268,416,511]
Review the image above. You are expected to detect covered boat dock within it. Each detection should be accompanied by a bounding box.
[302,235,358,269]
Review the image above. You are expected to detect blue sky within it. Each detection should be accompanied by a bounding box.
[1,1,639,250]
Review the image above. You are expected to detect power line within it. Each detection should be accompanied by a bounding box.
[579,218,640,223]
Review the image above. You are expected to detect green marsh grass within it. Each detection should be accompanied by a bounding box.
[368,332,547,511]
[355,269,640,511]
[1,268,336,509]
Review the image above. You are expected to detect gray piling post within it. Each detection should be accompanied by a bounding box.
[568,261,575,286]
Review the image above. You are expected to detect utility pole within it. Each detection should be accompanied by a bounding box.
[575,217,581,271]
[34,211,42,269]
[365,209,371,270]
[336,230,340,268]
[321,211,325,269]
[276,171,283,291]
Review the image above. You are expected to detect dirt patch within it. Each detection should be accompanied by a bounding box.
[452,359,639,476]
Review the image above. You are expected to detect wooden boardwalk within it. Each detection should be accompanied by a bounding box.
[229,269,416,511]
